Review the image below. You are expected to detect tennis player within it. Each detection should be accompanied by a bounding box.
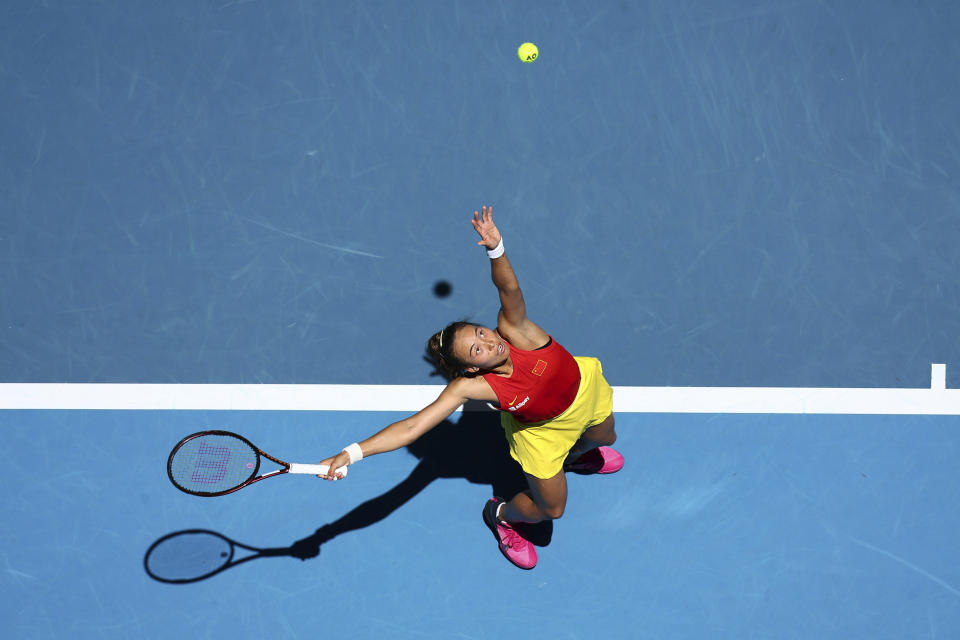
[318,206,623,569]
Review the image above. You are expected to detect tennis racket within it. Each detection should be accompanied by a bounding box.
[167,430,347,497]
[144,529,291,583]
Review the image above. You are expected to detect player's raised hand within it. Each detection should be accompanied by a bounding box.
[471,205,501,250]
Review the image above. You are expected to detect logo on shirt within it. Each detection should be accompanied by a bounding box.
[532,359,548,376]
[507,396,530,412]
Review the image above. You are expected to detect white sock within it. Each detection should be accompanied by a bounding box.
[496,502,505,521]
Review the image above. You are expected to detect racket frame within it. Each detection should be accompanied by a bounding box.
[167,430,300,497]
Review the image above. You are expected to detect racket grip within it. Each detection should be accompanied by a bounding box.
[288,463,349,477]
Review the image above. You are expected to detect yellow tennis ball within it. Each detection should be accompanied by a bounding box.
[518,42,538,63]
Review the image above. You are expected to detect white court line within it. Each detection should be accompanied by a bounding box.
[931,363,947,390]
[0,365,955,414]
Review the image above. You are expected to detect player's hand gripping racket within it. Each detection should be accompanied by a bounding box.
[167,430,347,497]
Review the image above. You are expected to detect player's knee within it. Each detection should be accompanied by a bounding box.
[593,414,617,446]
[607,414,618,440]
[599,426,617,446]
[543,503,565,520]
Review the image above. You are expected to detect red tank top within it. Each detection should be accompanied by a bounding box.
[482,336,581,423]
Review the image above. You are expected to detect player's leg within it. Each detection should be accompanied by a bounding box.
[482,471,566,570]
[498,470,568,523]
[564,414,624,474]
[566,413,616,460]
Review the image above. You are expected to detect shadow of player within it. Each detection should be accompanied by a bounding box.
[288,402,552,559]
[145,404,552,583]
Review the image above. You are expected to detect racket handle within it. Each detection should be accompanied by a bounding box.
[287,462,349,477]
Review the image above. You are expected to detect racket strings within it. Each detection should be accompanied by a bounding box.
[169,434,259,494]
[192,440,232,484]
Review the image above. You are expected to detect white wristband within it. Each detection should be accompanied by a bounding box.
[486,238,505,259]
[343,442,363,464]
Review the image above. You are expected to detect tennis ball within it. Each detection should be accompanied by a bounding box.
[518,42,538,63]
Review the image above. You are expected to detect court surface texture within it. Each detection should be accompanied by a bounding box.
[2,2,959,639]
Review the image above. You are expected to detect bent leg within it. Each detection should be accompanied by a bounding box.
[500,470,568,524]
[566,413,617,461]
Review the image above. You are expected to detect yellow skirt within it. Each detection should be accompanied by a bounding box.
[500,356,614,479]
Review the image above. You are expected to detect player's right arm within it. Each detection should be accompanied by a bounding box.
[316,376,496,479]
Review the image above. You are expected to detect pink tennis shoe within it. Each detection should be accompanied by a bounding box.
[564,446,624,474]
[482,498,537,570]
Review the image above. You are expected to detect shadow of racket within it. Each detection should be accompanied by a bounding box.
[144,528,319,584]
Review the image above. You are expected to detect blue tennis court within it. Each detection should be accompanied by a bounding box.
[3,410,960,638]
[2,1,959,638]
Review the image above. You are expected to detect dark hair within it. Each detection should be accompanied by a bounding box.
[425,320,474,380]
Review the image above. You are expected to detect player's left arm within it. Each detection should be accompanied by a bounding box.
[471,205,549,348]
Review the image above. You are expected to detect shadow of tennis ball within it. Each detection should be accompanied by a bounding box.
[433,280,452,298]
